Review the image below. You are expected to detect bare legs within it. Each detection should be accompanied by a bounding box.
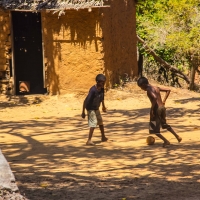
[167,127,182,142]
[156,127,182,147]
[86,125,108,145]
[156,134,170,147]
[99,125,108,142]
[86,127,95,145]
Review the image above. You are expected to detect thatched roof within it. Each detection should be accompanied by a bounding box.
[0,0,109,11]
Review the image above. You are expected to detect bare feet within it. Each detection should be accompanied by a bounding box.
[101,137,108,142]
[86,140,95,145]
[177,136,182,143]
[163,141,170,148]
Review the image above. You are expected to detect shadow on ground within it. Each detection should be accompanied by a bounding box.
[174,97,200,105]
[1,105,200,200]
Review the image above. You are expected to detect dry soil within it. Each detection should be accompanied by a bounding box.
[0,81,200,200]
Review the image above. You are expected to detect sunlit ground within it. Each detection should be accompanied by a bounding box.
[0,84,200,200]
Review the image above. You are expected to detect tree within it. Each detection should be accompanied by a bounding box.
[136,0,200,90]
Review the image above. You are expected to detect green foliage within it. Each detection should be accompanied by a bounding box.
[136,0,200,72]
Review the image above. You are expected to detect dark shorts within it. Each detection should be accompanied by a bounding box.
[149,106,171,134]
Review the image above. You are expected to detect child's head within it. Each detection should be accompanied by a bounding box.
[96,74,106,82]
[137,77,149,90]
[96,74,106,88]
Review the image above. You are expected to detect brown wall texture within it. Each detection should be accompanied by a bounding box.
[101,0,138,88]
[0,10,10,73]
[0,0,137,95]
[0,9,11,94]
[42,0,137,95]
[42,9,104,95]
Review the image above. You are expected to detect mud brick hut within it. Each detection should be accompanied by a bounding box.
[0,0,138,95]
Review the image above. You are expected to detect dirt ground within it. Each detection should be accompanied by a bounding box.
[0,81,200,200]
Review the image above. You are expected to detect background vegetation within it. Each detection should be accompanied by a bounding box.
[136,0,200,91]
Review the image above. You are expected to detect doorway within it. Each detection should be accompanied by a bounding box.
[12,11,46,95]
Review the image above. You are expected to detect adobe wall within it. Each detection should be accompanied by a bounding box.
[42,0,138,95]
[101,0,138,88]
[42,9,104,95]
[0,0,138,96]
[0,9,12,94]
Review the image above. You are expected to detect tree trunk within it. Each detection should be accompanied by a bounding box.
[189,65,196,90]
[189,55,199,90]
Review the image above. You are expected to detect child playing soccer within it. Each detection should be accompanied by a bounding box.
[137,77,182,147]
[81,74,108,145]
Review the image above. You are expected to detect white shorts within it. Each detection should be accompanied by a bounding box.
[87,110,103,127]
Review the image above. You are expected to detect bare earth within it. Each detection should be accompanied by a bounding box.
[0,81,200,200]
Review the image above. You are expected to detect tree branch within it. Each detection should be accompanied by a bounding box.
[137,35,190,84]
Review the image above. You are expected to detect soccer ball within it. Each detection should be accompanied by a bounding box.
[146,136,155,145]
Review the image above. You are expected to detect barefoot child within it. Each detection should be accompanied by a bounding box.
[137,77,182,147]
[81,74,108,145]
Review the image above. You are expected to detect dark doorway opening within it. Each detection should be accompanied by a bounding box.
[12,11,47,95]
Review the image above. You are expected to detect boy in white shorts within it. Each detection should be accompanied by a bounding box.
[81,74,108,145]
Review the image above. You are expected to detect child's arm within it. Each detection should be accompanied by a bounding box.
[81,88,94,118]
[159,87,171,104]
[102,100,107,112]
[81,98,86,118]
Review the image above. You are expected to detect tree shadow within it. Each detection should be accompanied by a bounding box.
[174,97,200,104]
[42,9,102,95]
[0,96,45,109]
[1,105,200,199]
